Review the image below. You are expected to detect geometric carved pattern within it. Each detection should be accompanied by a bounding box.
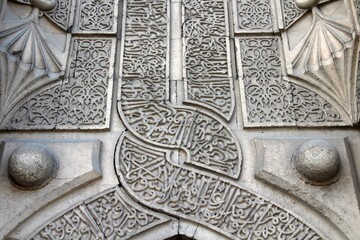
[29,187,169,240]
[119,0,242,178]
[281,0,306,29]
[73,0,118,34]
[45,0,73,30]
[8,38,115,129]
[116,134,326,240]
[183,0,235,120]
[56,38,115,128]
[234,0,273,32]
[238,37,343,126]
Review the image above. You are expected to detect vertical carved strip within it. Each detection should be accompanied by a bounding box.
[118,0,242,178]
[56,37,115,129]
[357,50,360,121]
[183,0,235,120]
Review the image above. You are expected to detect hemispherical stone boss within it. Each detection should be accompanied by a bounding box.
[8,143,58,190]
[295,0,319,9]
[292,139,341,185]
[30,0,57,11]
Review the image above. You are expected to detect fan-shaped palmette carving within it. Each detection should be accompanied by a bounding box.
[291,6,355,117]
[0,7,64,124]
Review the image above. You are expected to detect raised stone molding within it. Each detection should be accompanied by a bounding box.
[0,139,102,237]
[255,137,360,239]
[28,187,170,240]
[116,133,327,240]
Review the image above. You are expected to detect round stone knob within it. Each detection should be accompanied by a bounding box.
[8,143,58,190]
[30,0,57,11]
[295,0,319,9]
[292,139,341,185]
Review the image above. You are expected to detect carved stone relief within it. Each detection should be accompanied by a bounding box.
[0,1,70,128]
[183,0,235,120]
[118,0,242,178]
[115,0,357,239]
[73,0,118,34]
[234,0,275,32]
[116,133,325,240]
[255,138,360,239]
[9,37,116,129]
[29,187,170,240]
[2,0,360,239]
[237,37,343,126]
[235,0,360,126]
[282,1,358,124]
[0,0,116,129]
[0,139,102,237]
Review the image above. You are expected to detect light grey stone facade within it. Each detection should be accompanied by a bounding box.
[1,0,360,239]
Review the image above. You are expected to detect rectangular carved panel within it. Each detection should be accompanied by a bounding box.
[72,0,118,34]
[233,0,276,33]
[236,37,345,127]
[183,0,235,120]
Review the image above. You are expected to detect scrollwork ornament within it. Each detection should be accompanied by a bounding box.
[115,134,326,240]
[238,37,343,125]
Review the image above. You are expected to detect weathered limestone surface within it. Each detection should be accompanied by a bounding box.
[1,0,360,239]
